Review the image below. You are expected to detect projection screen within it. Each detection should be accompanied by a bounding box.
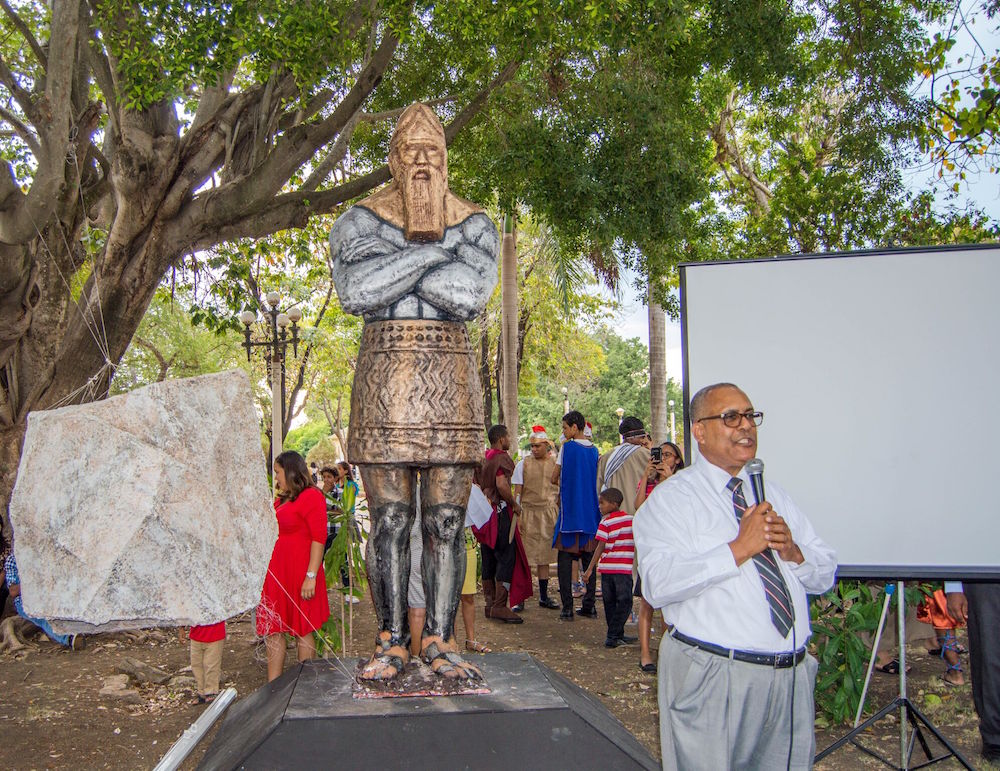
[679,244,1000,579]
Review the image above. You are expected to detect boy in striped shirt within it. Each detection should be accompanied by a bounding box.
[583,488,637,648]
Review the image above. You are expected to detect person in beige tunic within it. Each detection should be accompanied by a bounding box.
[329,103,500,681]
[511,425,561,609]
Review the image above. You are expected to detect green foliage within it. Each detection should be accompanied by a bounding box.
[306,435,347,467]
[810,581,884,724]
[315,498,366,656]
[283,419,330,458]
[573,330,651,447]
[887,190,1000,245]
[915,3,1000,182]
[94,0,361,111]
[518,328,681,450]
[111,288,246,394]
[809,581,934,724]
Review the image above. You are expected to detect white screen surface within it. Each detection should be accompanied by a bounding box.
[680,245,1000,578]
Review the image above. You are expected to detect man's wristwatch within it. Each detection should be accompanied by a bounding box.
[306,571,317,579]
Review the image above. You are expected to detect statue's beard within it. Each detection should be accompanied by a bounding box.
[401,169,446,241]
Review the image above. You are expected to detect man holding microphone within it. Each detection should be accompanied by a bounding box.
[634,383,836,769]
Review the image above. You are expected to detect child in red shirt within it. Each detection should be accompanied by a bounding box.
[582,488,636,648]
[189,621,226,703]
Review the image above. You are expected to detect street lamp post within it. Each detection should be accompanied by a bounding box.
[561,386,569,415]
[668,399,676,444]
[615,407,625,444]
[239,294,303,472]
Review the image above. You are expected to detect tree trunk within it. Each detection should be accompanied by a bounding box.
[478,312,493,427]
[648,279,669,443]
[499,216,519,442]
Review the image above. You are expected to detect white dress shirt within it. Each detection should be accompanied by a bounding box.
[634,456,837,653]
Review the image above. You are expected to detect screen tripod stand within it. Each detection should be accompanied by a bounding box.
[814,581,974,769]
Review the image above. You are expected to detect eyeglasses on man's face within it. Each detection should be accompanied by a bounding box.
[695,410,764,428]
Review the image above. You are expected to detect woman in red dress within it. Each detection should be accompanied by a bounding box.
[257,451,330,681]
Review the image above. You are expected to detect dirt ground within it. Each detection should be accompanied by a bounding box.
[0,584,992,770]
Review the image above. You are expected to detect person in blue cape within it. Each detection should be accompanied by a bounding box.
[550,410,601,621]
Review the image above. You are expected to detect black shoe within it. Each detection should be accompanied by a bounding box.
[619,635,638,643]
[604,638,623,648]
[512,603,524,612]
[576,607,598,618]
[538,597,560,609]
[559,610,575,621]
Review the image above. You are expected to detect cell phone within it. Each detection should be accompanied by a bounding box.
[650,446,662,463]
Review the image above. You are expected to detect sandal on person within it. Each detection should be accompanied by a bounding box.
[421,638,482,680]
[359,632,409,681]
[465,639,492,653]
[639,662,657,674]
[875,659,911,675]
[203,693,217,704]
[942,662,965,686]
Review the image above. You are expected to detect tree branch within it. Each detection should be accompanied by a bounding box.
[0,0,47,70]
[0,0,81,246]
[83,4,120,139]
[443,58,522,143]
[0,52,37,123]
[284,271,335,437]
[301,113,361,192]
[360,95,460,124]
[177,56,521,253]
[133,336,175,381]
[0,106,39,155]
[710,90,772,214]
[217,31,400,215]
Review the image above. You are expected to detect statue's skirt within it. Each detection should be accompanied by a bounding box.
[348,320,484,466]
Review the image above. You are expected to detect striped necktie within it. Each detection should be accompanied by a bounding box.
[727,477,794,638]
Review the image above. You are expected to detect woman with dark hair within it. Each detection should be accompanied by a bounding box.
[633,441,685,674]
[257,451,330,681]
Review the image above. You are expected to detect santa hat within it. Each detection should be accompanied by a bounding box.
[529,424,548,441]
[584,422,593,438]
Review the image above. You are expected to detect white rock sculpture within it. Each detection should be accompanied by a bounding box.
[9,369,276,634]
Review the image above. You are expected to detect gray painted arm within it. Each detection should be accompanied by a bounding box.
[330,208,451,316]
[416,215,500,320]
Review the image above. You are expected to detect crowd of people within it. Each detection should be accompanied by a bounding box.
[466,413,685,673]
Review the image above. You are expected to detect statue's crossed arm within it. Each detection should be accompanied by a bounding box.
[415,215,499,320]
[330,208,451,316]
[330,207,499,320]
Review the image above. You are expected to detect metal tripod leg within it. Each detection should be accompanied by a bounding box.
[815,581,974,769]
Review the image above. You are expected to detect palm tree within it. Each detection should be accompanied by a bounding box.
[647,278,669,441]
[500,215,519,438]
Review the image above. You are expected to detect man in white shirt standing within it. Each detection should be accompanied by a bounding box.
[634,382,837,770]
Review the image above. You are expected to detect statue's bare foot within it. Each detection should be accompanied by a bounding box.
[420,635,482,680]
[359,631,409,681]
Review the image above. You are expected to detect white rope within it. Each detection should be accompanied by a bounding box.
[26,213,116,374]
[69,149,114,370]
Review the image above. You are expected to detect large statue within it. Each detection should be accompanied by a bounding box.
[329,104,499,680]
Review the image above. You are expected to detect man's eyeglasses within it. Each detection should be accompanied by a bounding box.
[696,410,764,428]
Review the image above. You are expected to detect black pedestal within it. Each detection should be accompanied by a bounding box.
[198,653,658,770]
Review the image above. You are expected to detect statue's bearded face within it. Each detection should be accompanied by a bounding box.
[391,123,448,241]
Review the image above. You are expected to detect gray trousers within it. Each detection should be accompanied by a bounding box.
[657,632,818,770]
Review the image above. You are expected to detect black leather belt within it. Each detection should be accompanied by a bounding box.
[671,629,806,668]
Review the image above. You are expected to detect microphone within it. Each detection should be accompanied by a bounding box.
[744,457,795,622]
[745,458,765,505]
